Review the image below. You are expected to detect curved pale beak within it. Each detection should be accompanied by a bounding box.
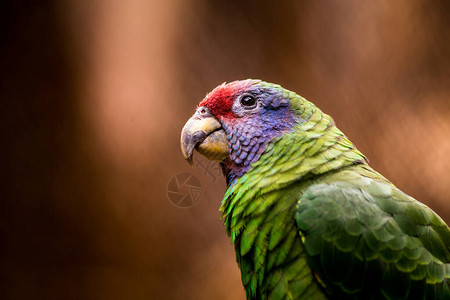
[180,114,228,165]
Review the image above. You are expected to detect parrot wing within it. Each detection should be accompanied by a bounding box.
[295,168,450,299]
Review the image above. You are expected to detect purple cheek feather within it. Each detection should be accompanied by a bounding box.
[221,94,298,185]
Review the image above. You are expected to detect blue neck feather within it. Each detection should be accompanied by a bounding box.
[221,105,298,185]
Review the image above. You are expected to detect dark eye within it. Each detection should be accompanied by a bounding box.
[240,95,257,108]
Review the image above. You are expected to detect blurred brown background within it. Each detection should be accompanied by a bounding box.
[1,0,449,299]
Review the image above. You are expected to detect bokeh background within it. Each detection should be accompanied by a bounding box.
[2,1,450,299]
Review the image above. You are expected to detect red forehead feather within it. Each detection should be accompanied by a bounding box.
[199,80,253,117]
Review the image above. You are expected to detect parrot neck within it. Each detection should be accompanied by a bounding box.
[220,105,298,185]
[223,104,367,187]
[220,106,367,234]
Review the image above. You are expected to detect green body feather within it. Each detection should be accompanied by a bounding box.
[220,86,450,299]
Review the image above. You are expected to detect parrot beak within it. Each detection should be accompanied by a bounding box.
[180,111,228,165]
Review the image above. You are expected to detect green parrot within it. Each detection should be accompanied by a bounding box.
[180,80,450,299]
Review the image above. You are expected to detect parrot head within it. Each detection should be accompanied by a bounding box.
[181,79,303,182]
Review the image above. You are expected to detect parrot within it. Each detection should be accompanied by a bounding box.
[180,79,450,299]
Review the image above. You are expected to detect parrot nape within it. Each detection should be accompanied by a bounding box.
[180,80,450,300]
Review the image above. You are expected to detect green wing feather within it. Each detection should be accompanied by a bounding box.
[295,165,450,300]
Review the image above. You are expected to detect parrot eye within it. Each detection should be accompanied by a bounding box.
[239,94,257,108]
